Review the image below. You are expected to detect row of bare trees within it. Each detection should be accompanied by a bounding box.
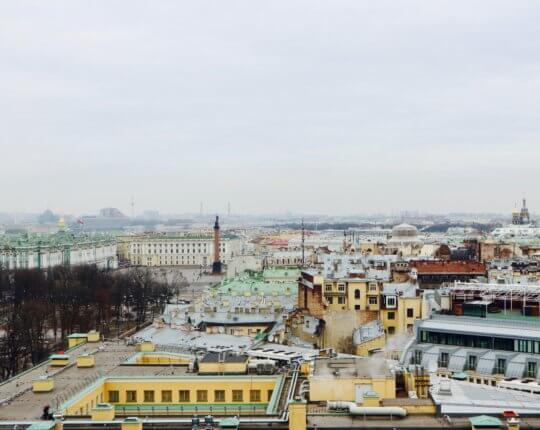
[0,265,173,380]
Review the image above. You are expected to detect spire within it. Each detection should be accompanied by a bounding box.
[214,215,220,229]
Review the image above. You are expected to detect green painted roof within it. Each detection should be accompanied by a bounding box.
[220,417,240,428]
[0,231,116,251]
[214,274,297,297]
[27,422,56,430]
[262,267,301,280]
[469,415,502,427]
[451,372,468,380]
[50,354,69,359]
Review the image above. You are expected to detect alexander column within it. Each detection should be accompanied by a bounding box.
[212,215,222,274]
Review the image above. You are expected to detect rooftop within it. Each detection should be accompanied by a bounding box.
[312,357,393,379]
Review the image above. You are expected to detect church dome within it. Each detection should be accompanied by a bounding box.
[391,223,418,238]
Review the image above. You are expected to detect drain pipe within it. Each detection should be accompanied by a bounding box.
[327,401,407,417]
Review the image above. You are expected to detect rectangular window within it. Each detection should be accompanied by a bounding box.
[354,304,360,310]
[108,391,119,403]
[161,390,172,403]
[468,355,477,371]
[439,352,449,368]
[496,358,506,374]
[407,308,414,318]
[325,284,332,291]
[232,390,243,402]
[388,326,395,334]
[126,391,137,403]
[250,390,261,402]
[327,297,333,304]
[144,390,155,402]
[197,390,208,402]
[179,390,190,402]
[214,390,225,402]
[527,362,537,378]
[388,311,395,320]
[369,297,377,305]
[338,297,345,304]
[267,390,273,401]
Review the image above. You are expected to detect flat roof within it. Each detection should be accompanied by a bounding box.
[312,357,392,379]
[418,316,540,341]
[200,352,249,363]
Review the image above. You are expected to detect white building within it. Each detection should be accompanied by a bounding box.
[122,233,242,267]
[0,232,118,270]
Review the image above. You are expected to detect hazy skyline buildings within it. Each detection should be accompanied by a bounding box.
[1,1,539,215]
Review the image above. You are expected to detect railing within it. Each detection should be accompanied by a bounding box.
[110,404,269,417]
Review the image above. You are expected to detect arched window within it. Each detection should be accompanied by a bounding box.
[354,289,361,299]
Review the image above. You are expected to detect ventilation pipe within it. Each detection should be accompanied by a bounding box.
[327,401,407,417]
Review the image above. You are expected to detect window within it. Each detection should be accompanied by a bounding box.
[126,391,137,402]
[214,390,225,402]
[144,390,155,402]
[250,390,261,402]
[197,390,208,402]
[527,362,537,378]
[439,352,449,368]
[267,390,273,400]
[495,358,506,374]
[354,304,360,310]
[161,390,172,403]
[369,296,377,305]
[179,390,190,402]
[468,355,477,371]
[338,284,345,292]
[388,311,395,320]
[413,350,422,365]
[407,308,414,318]
[325,284,332,291]
[327,297,333,304]
[232,390,243,402]
[338,297,345,304]
[108,391,119,403]
[386,296,396,308]
[388,326,395,334]
[354,289,361,299]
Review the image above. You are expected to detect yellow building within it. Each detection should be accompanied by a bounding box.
[198,352,249,375]
[60,374,283,417]
[309,357,396,403]
[68,333,88,349]
[50,354,70,367]
[126,351,192,366]
[33,376,55,393]
[76,354,95,368]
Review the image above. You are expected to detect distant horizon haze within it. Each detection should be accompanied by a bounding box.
[1,1,538,215]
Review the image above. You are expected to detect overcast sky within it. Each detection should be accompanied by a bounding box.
[1,1,539,216]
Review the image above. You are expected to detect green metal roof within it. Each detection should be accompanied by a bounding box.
[220,417,240,428]
[469,415,502,427]
[262,267,301,280]
[26,422,56,430]
[214,273,297,297]
[451,372,468,380]
[0,231,116,251]
[50,354,69,359]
